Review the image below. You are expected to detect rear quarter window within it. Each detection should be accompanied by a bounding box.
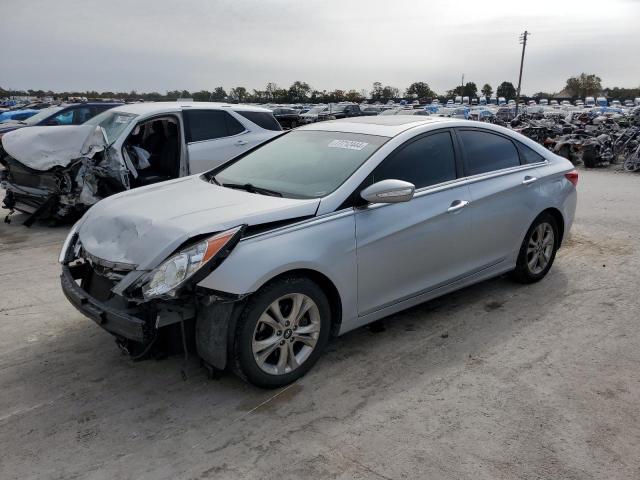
[516,141,546,164]
[235,111,282,131]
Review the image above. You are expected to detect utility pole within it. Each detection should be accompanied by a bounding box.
[515,30,529,115]
[460,73,464,103]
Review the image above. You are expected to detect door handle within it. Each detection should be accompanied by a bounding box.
[447,200,470,213]
[522,175,538,185]
[235,140,248,146]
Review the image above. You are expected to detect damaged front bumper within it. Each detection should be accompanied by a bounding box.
[62,264,151,342]
[60,237,245,369]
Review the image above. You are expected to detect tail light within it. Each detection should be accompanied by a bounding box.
[565,170,578,187]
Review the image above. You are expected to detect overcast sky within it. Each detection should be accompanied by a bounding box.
[1,0,638,96]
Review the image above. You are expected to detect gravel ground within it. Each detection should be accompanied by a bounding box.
[0,168,639,480]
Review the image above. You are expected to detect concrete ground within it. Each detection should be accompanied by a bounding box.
[0,169,639,480]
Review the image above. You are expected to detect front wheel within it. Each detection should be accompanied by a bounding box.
[232,276,331,388]
[510,213,559,284]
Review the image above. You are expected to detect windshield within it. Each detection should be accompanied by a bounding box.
[23,106,64,125]
[306,107,326,114]
[212,130,388,199]
[84,110,138,144]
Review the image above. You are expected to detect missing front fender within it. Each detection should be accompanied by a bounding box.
[195,296,246,370]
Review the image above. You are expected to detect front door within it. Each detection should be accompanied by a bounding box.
[355,130,472,316]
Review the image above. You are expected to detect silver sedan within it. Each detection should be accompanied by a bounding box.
[60,116,578,388]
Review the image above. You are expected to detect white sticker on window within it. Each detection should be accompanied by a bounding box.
[114,115,130,124]
[328,139,368,151]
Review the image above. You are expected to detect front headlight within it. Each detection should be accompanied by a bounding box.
[141,226,243,299]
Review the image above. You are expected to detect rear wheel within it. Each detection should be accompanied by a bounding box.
[232,276,331,388]
[510,213,559,284]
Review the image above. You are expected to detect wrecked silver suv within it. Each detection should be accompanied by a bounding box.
[1,102,281,225]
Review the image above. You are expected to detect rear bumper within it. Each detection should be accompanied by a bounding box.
[61,265,149,342]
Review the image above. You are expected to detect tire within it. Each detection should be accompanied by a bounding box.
[231,276,331,388]
[510,213,559,284]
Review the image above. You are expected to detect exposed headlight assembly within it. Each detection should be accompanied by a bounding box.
[141,226,244,300]
[58,221,82,264]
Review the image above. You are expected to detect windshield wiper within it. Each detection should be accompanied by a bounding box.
[221,182,283,197]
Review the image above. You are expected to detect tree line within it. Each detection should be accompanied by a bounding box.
[2,74,638,104]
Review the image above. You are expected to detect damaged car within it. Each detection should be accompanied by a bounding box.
[0,102,282,225]
[60,116,577,388]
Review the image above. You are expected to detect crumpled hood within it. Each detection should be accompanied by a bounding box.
[1,125,106,171]
[77,175,320,269]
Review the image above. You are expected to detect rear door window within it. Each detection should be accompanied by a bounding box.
[458,129,520,175]
[184,110,246,142]
[372,131,457,189]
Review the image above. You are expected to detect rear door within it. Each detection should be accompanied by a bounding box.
[456,128,543,271]
[183,109,250,173]
[355,130,473,316]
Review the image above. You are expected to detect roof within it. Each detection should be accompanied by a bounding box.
[63,102,123,107]
[107,101,272,116]
[299,115,457,137]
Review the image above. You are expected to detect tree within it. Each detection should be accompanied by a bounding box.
[603,86,640,100]
[265,82,279,101]
[405,82,436,100]
[327,89,345,103]
[496,81,516,100]
[532,91,554,99]
[462,82,477,99]
[371,82,384,102]
[211,87,227,101]
[344,89,364,103]
[565,73,602,98]
[166,90,181,100]
[481,83,493,98]
[192,90,212,101]
[380,85,399,102]
[288,81,311,103]
[229,87,248,103]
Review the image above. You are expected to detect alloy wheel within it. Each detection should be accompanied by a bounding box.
[526,222,555,274]
[251,293,321,375]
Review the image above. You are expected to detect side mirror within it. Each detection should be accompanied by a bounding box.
[360,179,415,204]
